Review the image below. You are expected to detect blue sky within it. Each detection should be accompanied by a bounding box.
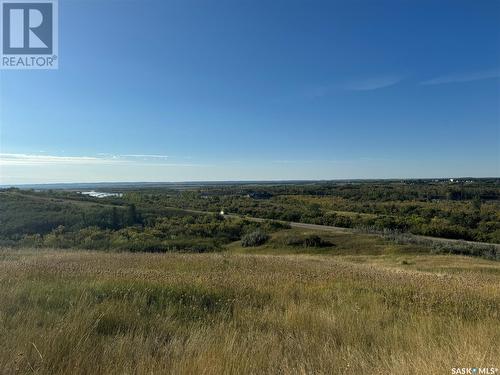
[0,0,499,184]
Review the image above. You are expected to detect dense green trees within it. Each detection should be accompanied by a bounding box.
[1,179,499,249]
[0,190,286,251]
[124,180,499,243]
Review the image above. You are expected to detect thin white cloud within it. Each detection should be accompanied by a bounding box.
[420,69,500,85]
[300,76,402,98]
[96,153,169,159]
[345,76,402,91]
[0,153,206,167]
[121,154,169,159]
[0,153,116,166]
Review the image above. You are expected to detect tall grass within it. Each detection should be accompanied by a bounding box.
[0,249,499,374]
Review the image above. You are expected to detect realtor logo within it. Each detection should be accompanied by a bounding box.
[1,0,58,69]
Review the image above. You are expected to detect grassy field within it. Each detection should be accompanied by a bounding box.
[1,230,499,375]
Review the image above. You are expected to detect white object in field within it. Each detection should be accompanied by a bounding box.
[80,191,123,198]
[220,210,225,215]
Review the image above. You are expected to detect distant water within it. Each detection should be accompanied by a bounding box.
[80,191,123,198]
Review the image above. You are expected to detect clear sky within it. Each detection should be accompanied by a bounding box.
[0,0,499,184]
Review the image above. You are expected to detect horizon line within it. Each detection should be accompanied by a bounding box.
[1,176,498,188]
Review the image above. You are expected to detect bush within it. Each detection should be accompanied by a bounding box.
[284,234,333,248]
[380,229,499,260]
[430,242,499,260]
[304,235,326,247]
[241,230,269,247]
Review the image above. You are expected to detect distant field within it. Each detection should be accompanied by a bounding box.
[1,246,498,374]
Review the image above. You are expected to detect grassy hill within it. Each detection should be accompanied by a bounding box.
[0,186,498,374]
[1,244,499,374]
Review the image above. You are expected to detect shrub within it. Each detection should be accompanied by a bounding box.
[241,230,269,247]
[380,229,499,260]
[284,234,333,248]
[304,235,326,247]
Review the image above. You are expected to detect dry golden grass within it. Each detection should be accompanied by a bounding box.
[0,248,499,374]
